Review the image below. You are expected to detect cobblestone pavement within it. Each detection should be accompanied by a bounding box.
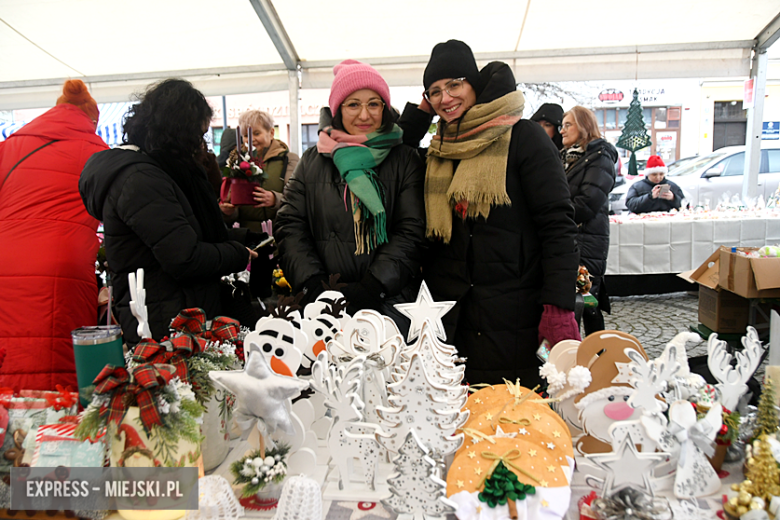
[601,290,767,380]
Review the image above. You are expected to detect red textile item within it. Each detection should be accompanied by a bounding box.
[133,339,195,383]
[538,304,581,346]
[169,308,240,343]
[0,103,108,391]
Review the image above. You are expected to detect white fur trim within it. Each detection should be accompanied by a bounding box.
[575,386,634,410]
[643,166,667,175]
[540,362,567,393]
[567,365,592,392]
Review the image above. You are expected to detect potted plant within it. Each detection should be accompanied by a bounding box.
[220,142,267,206]
[230,444,290,509]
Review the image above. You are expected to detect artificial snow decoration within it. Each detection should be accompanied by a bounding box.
[394,281,455,342]
[382,430,457,520]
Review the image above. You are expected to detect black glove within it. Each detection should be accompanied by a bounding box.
[341,273,386,314]
[299,274,328,306]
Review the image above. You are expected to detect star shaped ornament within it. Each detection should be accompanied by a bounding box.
[209,350,309,437]
[394,281,455,342]
[586,431,667,496]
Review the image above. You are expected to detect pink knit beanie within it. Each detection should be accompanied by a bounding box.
[328,59,391,113]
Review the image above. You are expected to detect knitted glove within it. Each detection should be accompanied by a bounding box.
[538,304,581,346]
[341,273,386,314]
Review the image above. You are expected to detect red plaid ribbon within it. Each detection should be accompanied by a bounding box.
[133,338,194,383]
[92,363,176,430]
[169,308,240,343]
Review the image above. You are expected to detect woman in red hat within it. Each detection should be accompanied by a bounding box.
[625,155,685,214]
[0,80,108,391]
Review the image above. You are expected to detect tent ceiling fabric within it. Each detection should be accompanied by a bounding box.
[0,0,778,110]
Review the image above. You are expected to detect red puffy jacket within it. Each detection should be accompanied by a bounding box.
[0,104,108,391]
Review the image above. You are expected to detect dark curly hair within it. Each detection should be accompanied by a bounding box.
[123,79,213,155]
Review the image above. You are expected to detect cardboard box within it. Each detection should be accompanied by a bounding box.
[719,247,780,299]
[678,246,750,333]
[697,285,749,333]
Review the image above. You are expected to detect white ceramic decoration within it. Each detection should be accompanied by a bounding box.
[668,400,722,498]
[128,268,151,339]
[707,327,766,410]
[394,281,455,342]
[382,430,456,520]
[539,339,586,438]
[585,430,667,496]
[626,346,681,416]
[209,350,309,437]
[396,321,463,387]
[656,332,707,399]
[309,352,379,491]
[375,352,468,457]
[244,316,307,377]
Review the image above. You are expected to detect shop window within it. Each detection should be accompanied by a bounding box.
[595,109,604,128]
[668,107,681,129]
[714,101,747,121]
[301,124,319,152]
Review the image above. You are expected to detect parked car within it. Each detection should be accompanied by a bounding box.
[609,145,780,214]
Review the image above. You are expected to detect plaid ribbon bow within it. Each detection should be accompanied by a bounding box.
[92,363,176,431]
[169,308,240,343]
[133,338,194,383]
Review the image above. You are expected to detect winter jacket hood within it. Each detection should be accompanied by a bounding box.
[80,147,159,221]
[12,104,106,147]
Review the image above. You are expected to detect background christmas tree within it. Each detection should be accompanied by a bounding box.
[746,434,780,501]
[615,89,652,177]
[755,377,779,440]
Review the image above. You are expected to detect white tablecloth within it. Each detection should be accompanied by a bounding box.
[606,217,780,275]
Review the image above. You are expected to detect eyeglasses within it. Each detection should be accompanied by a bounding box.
[424,78,467,104]
[559,122,575,132]
[341,100,385,116]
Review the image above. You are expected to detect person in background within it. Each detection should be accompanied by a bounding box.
[275,60,425,328]
[398,40,580,386]
[80,79,255,345]
[625,155,684,214]
[217,127,236,168]
[0,79,108,391]
[559,106,616,336]
[530,103,564,150]
[219,110,299,233]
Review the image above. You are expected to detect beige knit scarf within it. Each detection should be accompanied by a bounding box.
[425,90,525,242]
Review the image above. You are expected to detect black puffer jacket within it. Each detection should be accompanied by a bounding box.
[625,177,685,214]
[275,138,426,319]
[564,138,617,279]
[401,62,579,386]
[80,148,249,344]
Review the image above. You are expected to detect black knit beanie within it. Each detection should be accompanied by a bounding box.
[423,40,482,95]
[530,103,564,127]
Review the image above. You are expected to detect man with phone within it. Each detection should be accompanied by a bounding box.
[625,155,685,214]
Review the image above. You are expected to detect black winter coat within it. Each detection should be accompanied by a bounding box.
[80,148,249,344]
[401,62,579,386]
[625,177,685,214]
[564,138,617,279]
[275,143,426,319]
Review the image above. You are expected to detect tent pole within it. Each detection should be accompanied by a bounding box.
[742,49,768,202]
[288,69,301,157]
[222,95,228,132]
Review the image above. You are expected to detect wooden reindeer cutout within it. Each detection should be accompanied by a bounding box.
[707,327,766,410]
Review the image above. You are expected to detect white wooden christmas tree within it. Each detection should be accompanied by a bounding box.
[394,320,464,388]
[375,351,468,458]
[382,430,457,520]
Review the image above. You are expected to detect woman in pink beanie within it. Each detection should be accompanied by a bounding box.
[275,60,426,335]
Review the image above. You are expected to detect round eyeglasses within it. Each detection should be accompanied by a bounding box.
[341,100,385,116]
[423,78,467,104]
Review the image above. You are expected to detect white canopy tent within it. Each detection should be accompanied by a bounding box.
[1,0,780,195]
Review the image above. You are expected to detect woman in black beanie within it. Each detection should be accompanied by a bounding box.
[398,40,581,386]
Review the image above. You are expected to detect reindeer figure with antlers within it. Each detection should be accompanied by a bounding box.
[310,352,380,491]
[707,326,766,411]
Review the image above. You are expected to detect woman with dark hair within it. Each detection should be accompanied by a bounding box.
[398,40,580,386]
[80,79,255,345]
[275,60,425,327]
[559,106,617,335]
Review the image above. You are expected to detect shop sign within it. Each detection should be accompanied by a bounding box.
[763,121,779,140]
[744,78,755,110]
[598,89,624,102]
[656,131,677,149]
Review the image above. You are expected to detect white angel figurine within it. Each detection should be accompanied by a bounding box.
[667,399,722,499]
